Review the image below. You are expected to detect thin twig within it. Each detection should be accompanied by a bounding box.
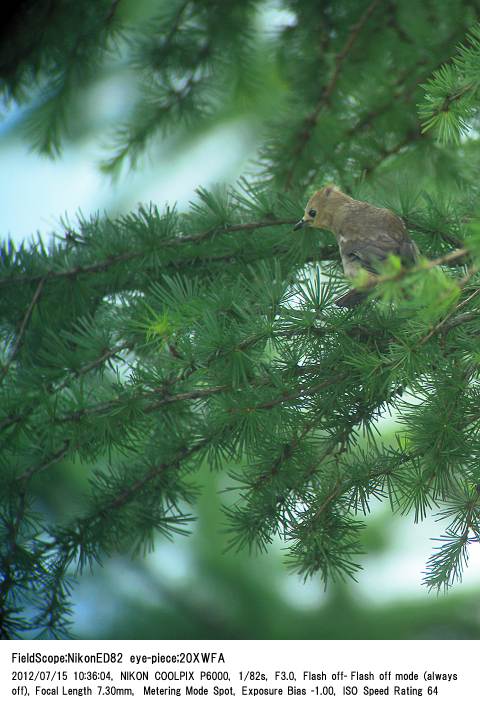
[403,218,464,250]
[54,371,342,425]
[344,24,468,142]
[162,0,191,50]
[417,282,480,347]
[105,0,121,24]
[360,246,469,291]
[361,127,424,177]
[0,342,131,434]
[284,0,382,189]
[0,219,297,288]
[16,441,71,483]
[0,278,45,385]
[103,439,207,513]
[0,440,70,613]
[228,374,344,414]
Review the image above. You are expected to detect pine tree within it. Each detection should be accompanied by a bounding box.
[1,0,480,638]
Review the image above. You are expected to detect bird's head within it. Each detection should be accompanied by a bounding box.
[294,184,344,231]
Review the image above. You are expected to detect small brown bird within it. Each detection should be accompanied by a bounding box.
[294,185,419,306]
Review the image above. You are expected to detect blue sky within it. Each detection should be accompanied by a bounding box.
[0,119,259,244]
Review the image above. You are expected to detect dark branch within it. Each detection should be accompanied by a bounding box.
[0,277,45,385]
[0,219,297,288]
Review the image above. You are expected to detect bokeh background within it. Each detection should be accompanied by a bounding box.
[2,0,480,639]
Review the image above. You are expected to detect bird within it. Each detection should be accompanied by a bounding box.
[294,185,419,307]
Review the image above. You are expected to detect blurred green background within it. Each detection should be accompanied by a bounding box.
[1,0,480,639]
[41,429,480,639]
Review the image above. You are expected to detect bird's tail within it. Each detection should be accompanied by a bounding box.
[334,289,368,308]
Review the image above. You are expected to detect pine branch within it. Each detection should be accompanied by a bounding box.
[106,440,206,514]
[284,0,382,189]
[52,371,343,426]
[0,342,131,435]
[5,0,480,634]
[1,322,323,437]
[16,441,72,484]
[0,277,45,385]
[356,246,470,292]
[43,436,214,558]
[424,488,480,590]
[419,23,480,142]
[253,420,319,487]
[0,219,297,288]
[417,283,480,346]
[439,309,479,335]
[403,218,464,250]
[0,444,73,630]
[0,439,72,624]
[347,22,478,141]
[106,0,121,25]
[230,375,345,413]
[158,0,192,53]
[361,127,425,177]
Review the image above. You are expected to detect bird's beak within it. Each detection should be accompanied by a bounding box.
[293,219,306,231]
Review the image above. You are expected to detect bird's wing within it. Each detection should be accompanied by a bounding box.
[339,211,418,275]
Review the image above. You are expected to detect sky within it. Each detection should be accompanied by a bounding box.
[0,120,259,244]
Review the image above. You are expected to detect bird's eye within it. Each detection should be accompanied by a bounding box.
[308,209,317,218]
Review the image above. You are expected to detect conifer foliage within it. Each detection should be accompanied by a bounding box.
[1,0,480,637]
